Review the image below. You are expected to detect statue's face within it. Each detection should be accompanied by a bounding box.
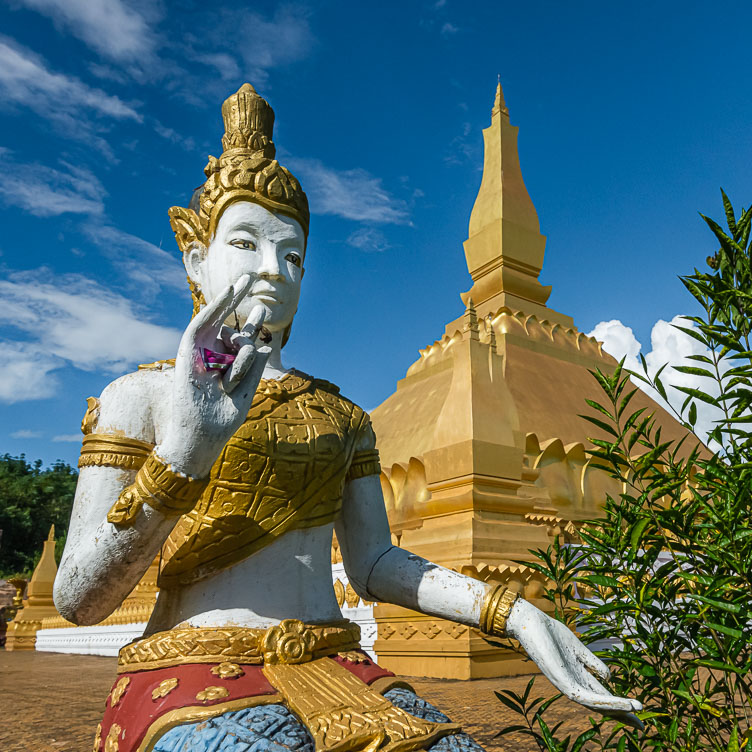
[186,201,305,333]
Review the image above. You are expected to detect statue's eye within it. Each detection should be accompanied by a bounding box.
[285,252,302,268]
[229,238,256,251]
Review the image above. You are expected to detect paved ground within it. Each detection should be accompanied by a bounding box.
[0,651,592,752]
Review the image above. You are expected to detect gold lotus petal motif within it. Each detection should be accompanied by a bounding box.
[211,662,245,679]
[196,685,230,702]
[152,677,179,700]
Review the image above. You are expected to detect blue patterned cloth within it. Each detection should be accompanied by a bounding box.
[152,688,485,752]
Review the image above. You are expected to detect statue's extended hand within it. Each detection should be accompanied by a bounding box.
[159,274,271,478]
[506,599,643,729]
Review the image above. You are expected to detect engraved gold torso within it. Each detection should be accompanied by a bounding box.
[158,371,372,587]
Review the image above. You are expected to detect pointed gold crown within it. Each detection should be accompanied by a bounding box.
[168,83,309,259]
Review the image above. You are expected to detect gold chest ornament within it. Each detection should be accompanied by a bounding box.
[157,371,379,586]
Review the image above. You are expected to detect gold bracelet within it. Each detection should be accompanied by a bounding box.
[107,453,208,527]
[479,584,519,637]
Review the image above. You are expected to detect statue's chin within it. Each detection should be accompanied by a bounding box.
[234,296,296,334]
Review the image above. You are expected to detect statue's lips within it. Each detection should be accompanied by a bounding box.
[251,286,283,304]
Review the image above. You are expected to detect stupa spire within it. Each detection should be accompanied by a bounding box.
[461,81,552,316]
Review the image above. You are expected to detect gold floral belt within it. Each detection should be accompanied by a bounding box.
[118,619,361,673]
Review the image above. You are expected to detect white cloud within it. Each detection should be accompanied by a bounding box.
[153,120,196,151]
[288,158,409,224]
[441,22,459,36]
[12,0,159,64]
[0,270,181,403]
[52,434,82,443]
[215,6,314,85]
[10,429,43,439]
[0,154,106,216]
[0,342,61,403]
[0,37,141,155]
[193,52,241,81]
[588,316,723,443]
[347,227,391,253]
[83,224,187,295]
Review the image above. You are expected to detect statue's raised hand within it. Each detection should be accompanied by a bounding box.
[507,599,643,728]
[158,274,271,478]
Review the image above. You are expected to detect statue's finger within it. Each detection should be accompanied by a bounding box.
[207,275,252,333]
[222,344,256,393]
[232,345,271,402]
[602,710,644,731]
[239,305,266,339]
[177,285,234,367]
[571,689,638,714]
[574,642,611,682]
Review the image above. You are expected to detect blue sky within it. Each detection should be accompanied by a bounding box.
[1,0,750,467]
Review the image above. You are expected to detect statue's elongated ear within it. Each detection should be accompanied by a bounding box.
[168,206,203,253]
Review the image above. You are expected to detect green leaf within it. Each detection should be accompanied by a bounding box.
[688,401,697,426]
[685,593,743,613]
[579,414,619,438]
[534,715,557,750]
[630,518,650,552]
[673,385,719,407]
[721,188,738,235]
[673,365,716,379]
[586,574,621,588]
[493,690,524,714]
[706,621,744,639]
[571,729,598,752]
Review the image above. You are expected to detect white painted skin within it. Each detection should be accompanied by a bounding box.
[54,201,641,726]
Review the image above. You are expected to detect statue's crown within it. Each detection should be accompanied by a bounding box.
[168,83,310,279]
[220,83,275,155]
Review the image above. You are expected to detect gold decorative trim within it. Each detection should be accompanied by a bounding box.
[108,452,208,526]
[346,450,381,482]
[196,685,230,702]
[92,723,102,752]
[118,621,361,673]
[479,585,519,637]
[262,619,316,665]
[211,662,244,679]
[79,434,155,470]
[104,722,122,752]
[81,396,100,435]
[109,676,130,707]
[263,657,459,752]
[136,694,282,752]
[152,678,179,700]
[369,676,417,695]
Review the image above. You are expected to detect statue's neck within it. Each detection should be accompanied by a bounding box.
[262,329,288,379]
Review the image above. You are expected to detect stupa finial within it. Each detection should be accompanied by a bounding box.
[460,81,551,315]
[492,79,508,117]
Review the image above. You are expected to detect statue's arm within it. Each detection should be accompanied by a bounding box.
[55,277,271,626]
[54,374,179,626]
[336,474,642,723]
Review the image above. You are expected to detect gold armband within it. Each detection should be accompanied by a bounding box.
[479,585,519,637]
[79,433,155,470]
[346,449,381,482]
[107,453,208,527]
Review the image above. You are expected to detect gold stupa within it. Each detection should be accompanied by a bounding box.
[368,83,687,679]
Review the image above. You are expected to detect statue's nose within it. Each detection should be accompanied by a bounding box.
[257,244,283,278]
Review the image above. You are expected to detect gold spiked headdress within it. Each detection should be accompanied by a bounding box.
[169,84,309,309]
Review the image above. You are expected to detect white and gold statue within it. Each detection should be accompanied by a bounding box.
[55,84,640,752]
